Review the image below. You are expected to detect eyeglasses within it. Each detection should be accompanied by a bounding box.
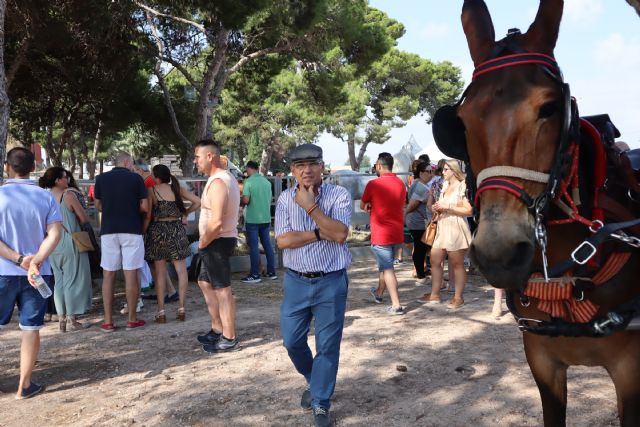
[293,161,322,171]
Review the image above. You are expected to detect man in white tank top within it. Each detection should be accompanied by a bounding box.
[193,139,241,353]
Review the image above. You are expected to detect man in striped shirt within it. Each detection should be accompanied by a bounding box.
[275,144,351,427]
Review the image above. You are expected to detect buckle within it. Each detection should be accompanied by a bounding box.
[571,241,597,265]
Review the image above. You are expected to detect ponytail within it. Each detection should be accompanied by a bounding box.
[169,174,186,214]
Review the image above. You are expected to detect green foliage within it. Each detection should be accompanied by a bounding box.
[7,0,156,166]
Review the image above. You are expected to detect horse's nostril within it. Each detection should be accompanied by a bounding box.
[506,242,534,269]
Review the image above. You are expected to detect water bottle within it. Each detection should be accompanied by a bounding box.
[31,274,52,298]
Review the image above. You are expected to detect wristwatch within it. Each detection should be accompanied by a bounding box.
[314,228,322,241]
[15,255,24,266]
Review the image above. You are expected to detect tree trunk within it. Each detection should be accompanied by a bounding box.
[194,27,230,141]
[99,159,103,175]
[356,140,371,171]
[78,158,84,179]
[69,144,77,174]
[45,124,62,166]
[89,118,104,179]
[0,0,9,184]
[259,137,275,175]
[347,136,358,171]
[180,148,194,177]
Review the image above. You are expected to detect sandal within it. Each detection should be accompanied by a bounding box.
[59,316,67,333]
[69,317,91,331]
[447,297,465,309]
[418,293,441,304]
[155,310,166,324]
[177,308,186,322]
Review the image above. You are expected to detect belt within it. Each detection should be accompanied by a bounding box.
[155,217,182,222]
[288,268,327,278]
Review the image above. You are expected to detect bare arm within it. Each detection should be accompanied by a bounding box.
[199,179,227,248]
[143,190,154,233]
[276,187,349,249]
[95,198,102,211]
[0,239,27,267]
[405,198,421,215]
[181,187,201,214]
[139,196,149,214]
[27,222,62,284]
[240,195,250,206]
[310,209,348,243]
[276,230,318,249]
[64,192,89,225]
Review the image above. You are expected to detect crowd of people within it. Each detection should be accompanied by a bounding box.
[1,141,492,427]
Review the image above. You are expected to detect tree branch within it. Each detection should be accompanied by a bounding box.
[135,1,205,33]
[227,37,304,75]
[6,34,31,89]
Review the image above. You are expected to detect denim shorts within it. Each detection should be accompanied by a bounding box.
[0,275,52,331]
[370,244,400,272]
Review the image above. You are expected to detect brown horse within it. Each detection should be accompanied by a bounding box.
[432,1,640,426]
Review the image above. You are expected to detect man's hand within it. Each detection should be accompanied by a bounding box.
[295,185,316,211]
[20,255,34,271]
[362,202,372,213]
[27,260,41,286]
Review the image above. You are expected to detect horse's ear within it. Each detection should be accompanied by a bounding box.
[461,0,496,66]
[523,0,563,54]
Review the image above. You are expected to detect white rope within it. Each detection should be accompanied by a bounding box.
[476,166,550,186]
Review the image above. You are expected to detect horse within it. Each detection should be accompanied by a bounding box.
[432,1,640,425]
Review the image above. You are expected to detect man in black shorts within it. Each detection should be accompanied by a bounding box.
[193,139,241,352]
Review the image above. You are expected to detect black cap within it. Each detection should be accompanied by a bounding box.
[289,144,323,164]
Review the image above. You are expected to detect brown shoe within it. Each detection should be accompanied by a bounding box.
[155,311,166,324]
[447,297,464,309]
[418,293,441,304]
[176,308,186,322]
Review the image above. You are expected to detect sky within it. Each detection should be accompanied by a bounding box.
[317,0,640,167]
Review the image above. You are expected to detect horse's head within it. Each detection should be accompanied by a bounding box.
[434,1,572,288]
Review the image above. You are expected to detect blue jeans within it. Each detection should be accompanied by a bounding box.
[280,269,348,409]
[0,275,53,331]
[246,223,276,276]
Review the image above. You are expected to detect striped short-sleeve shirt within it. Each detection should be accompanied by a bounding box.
[275,182,352,273]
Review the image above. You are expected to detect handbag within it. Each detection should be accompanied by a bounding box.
[421,221,438,246]
[61,224,95,253]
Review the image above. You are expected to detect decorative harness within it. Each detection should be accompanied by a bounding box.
[466,34,640,337]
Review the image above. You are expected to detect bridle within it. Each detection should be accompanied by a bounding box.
[471,51,578,218]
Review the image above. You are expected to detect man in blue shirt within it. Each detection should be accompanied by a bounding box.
[275,144,352,427]
[0,147,62,399]
[94,152,148,332]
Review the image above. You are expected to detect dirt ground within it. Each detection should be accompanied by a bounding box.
[0,258,620,426]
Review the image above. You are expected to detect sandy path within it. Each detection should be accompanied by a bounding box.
[0,259,619,426]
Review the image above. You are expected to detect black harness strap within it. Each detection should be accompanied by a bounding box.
[506,290,640,337]
[547,218,640,277]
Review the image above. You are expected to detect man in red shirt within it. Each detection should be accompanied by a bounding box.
[360,152,406,315]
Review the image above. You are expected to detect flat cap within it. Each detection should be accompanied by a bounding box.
[290,144,323,163]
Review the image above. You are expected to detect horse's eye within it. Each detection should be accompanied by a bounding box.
[538,101,558,119]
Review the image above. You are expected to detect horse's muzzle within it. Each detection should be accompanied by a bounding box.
[469,213,535,288]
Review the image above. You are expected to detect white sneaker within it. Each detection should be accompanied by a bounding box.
[416,277,429,286]
[120,298,144,315]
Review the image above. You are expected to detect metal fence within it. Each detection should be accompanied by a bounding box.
[73,172,412,233]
